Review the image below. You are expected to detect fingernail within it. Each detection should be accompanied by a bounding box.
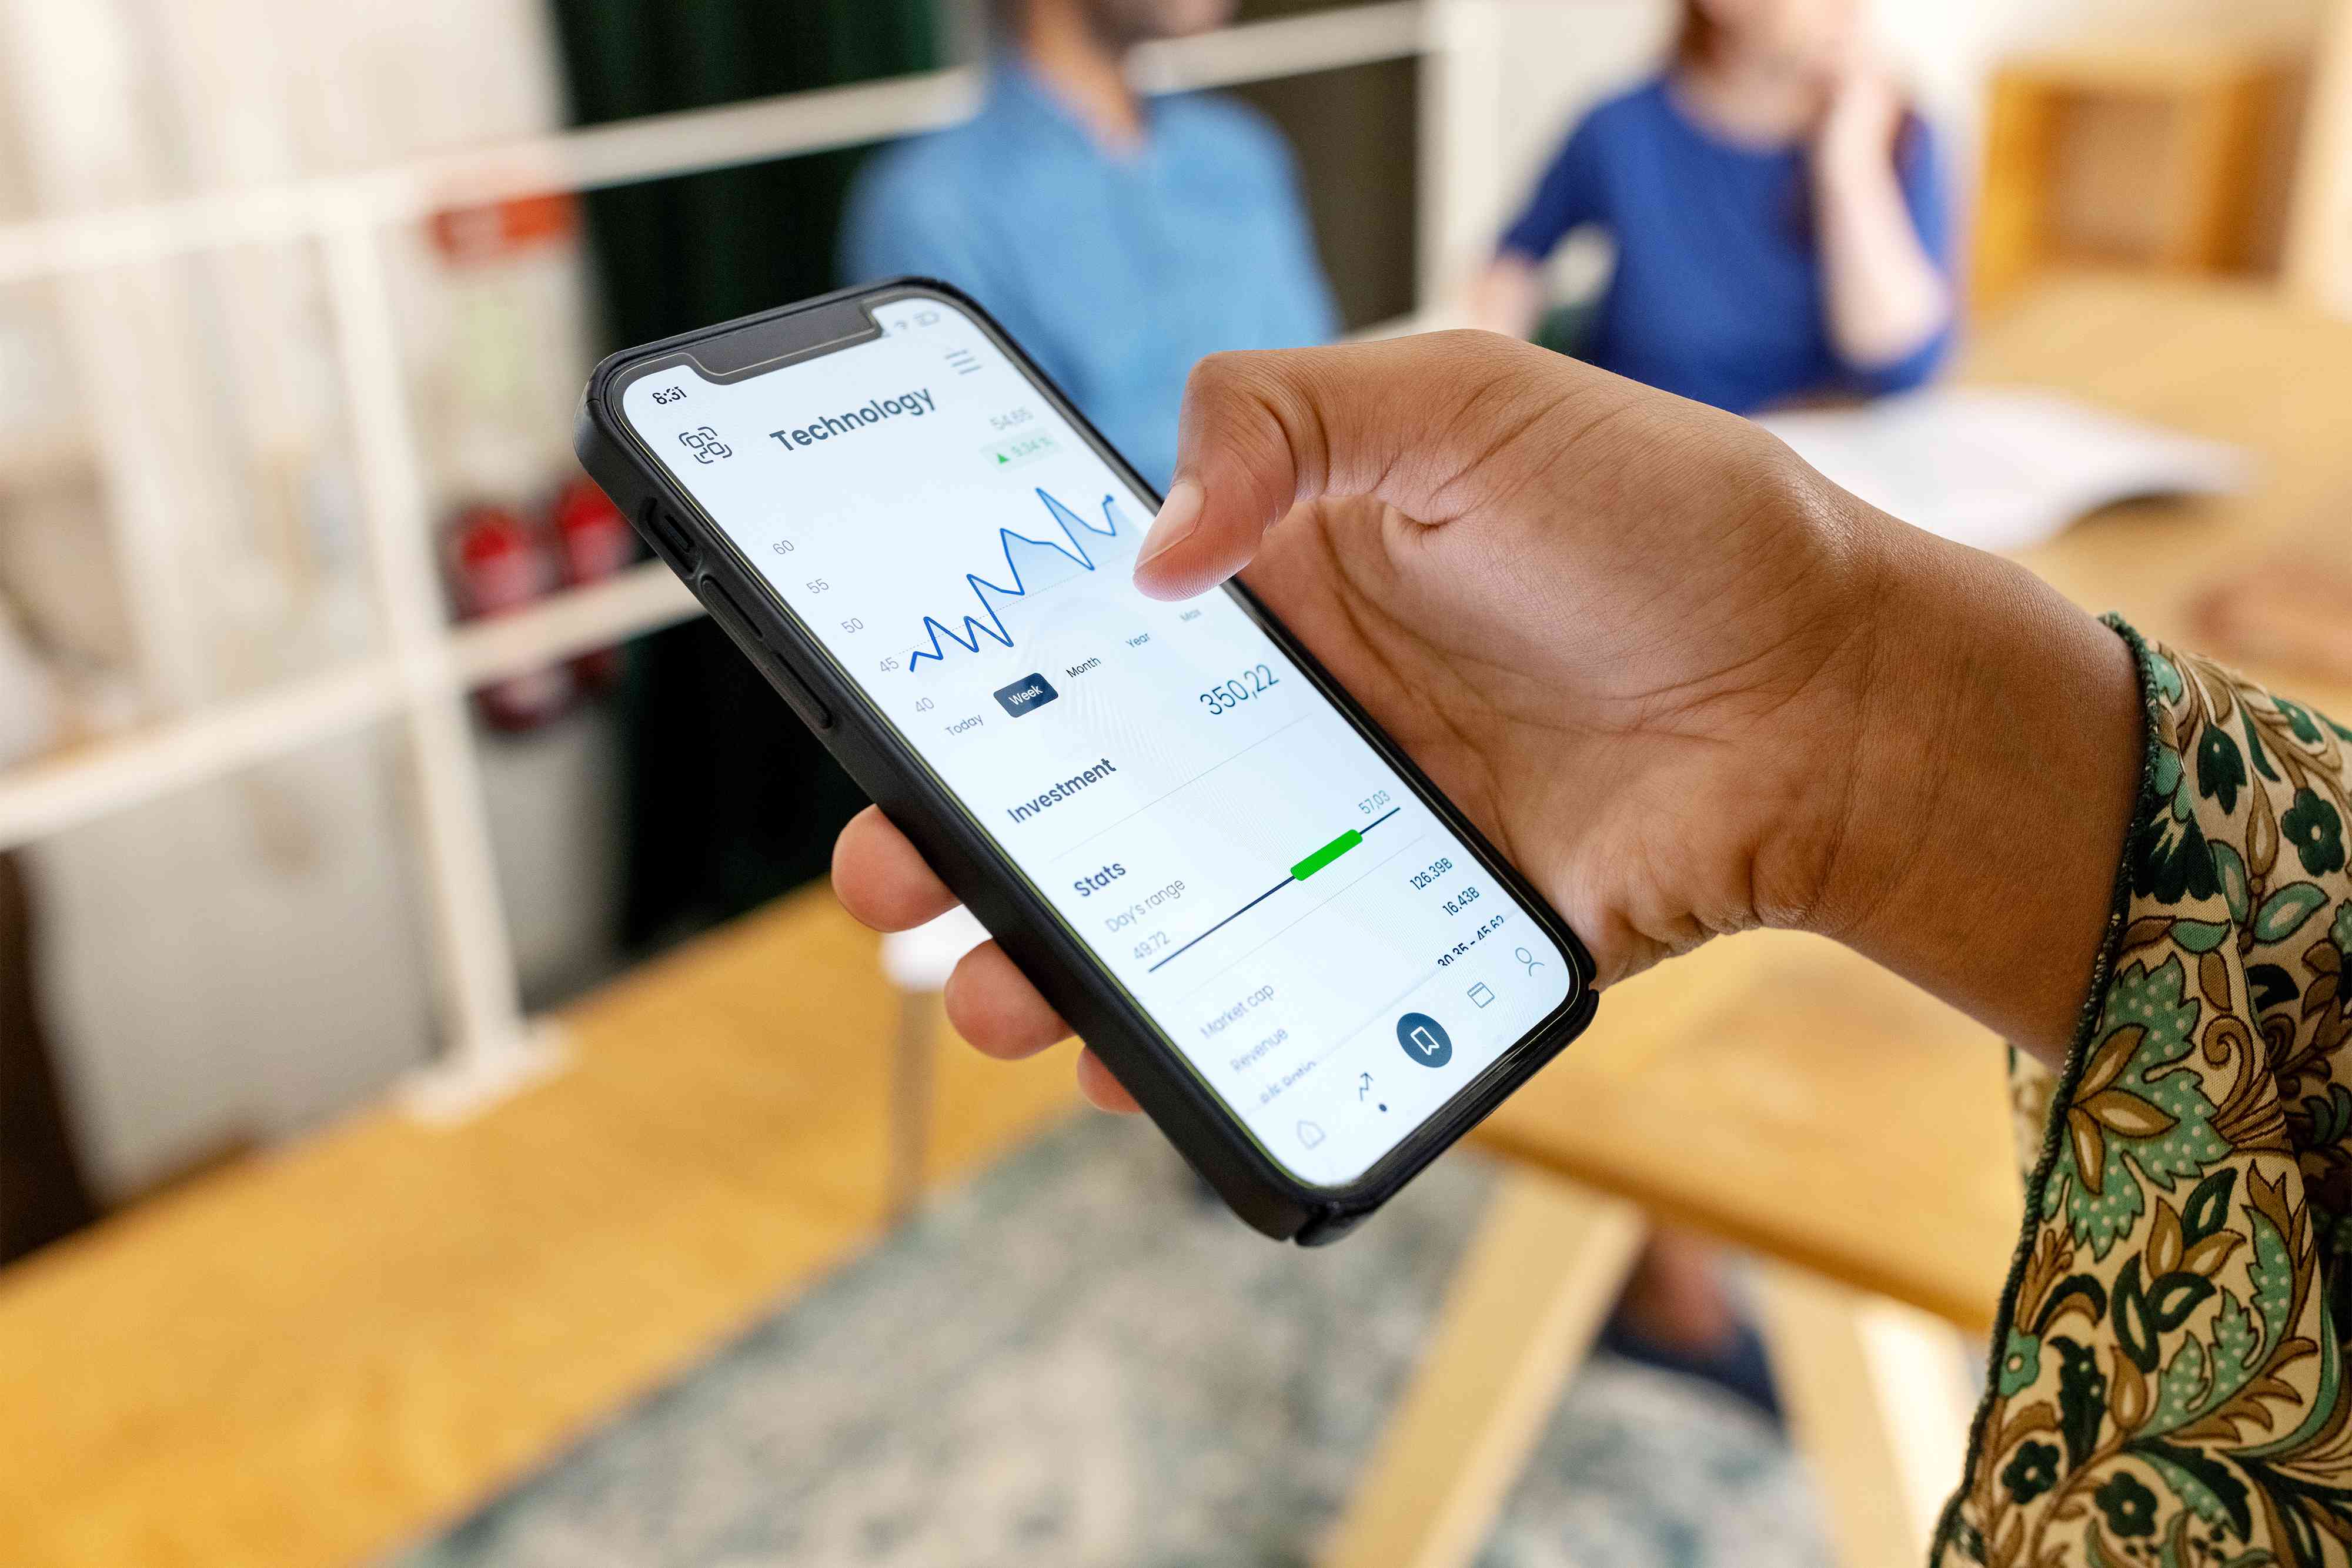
[1135,479,1204,571]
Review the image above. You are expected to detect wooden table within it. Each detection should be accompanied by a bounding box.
[1331,273,2352,1568]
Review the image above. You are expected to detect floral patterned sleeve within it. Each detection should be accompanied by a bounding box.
[1937,619,2352,1567]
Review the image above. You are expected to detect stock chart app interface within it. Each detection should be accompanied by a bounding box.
[622,295,1575,1186]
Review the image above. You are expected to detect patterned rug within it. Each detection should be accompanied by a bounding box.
[397,1116,1830,1567]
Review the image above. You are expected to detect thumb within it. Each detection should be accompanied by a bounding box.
[1128,330,1586,601]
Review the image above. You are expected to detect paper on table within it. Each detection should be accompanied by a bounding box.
[1758,386,2254,554]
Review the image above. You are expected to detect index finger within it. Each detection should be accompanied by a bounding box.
[831,805,958,932]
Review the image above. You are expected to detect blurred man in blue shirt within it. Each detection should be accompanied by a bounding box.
[841,0,1339,490]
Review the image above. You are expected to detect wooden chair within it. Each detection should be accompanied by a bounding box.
[1975,38,2293,309]
[2287,0,2352,315]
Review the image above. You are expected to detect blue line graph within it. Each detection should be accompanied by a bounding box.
[907,489,1133,670]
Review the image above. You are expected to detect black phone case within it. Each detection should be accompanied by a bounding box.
[575,278,1599,1244]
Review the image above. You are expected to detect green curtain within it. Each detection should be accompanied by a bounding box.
[545,0,943,951]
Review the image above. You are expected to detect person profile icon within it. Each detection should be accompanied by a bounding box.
[1515,945,1545,975]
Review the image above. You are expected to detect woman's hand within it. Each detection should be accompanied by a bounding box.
[1806,53,1954,373]
[1812,53,1906,177]
[833,334,2142,1104]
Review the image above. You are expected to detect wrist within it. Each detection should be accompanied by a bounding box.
[1796,519,2146,1062]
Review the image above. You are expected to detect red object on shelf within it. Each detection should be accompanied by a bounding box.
[446,501,574,731]
[427,192,579,265]
[548,477,636,691]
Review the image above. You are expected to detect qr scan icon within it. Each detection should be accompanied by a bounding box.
[679,426,731,463]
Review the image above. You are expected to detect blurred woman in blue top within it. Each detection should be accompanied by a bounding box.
[1470,0,1956,413]
[841,0,1339,490]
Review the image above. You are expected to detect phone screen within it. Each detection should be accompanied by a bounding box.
[619,291,1576,1186]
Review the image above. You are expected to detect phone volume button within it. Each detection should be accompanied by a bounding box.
[697,577,834,731]
[636,500,699,567]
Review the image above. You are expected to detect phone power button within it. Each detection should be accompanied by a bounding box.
[698,577,833,731]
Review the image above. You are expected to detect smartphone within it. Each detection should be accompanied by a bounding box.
[576,280,1597,1243]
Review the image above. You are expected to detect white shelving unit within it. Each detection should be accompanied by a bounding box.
[0,1,1458,1118]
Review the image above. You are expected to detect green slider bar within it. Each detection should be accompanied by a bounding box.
[1289,829,1363,882]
